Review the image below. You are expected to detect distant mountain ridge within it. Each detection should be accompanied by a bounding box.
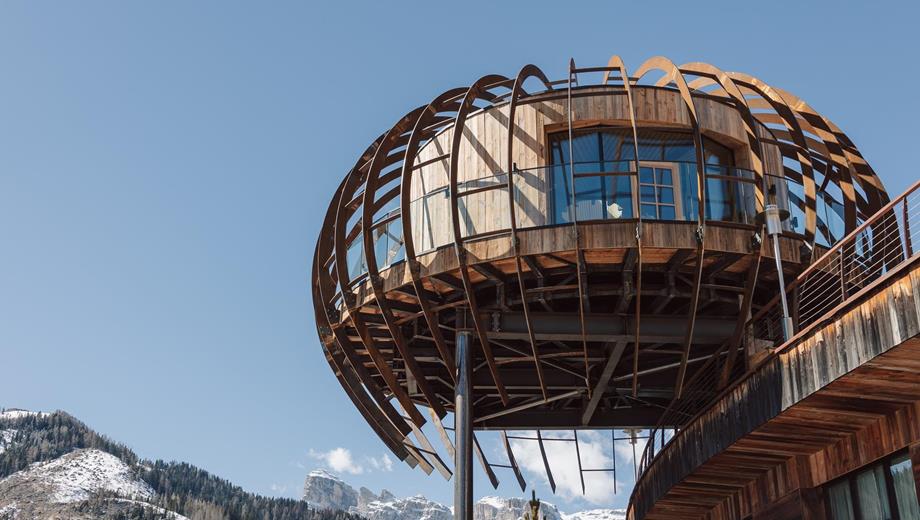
[0,408,626,520]
[301,468,626,520]
[0,408,359,520]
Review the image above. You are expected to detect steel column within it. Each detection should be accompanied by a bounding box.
[454,327,473,520]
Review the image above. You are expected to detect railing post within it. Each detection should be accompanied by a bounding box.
[839,250,848,303]
[904,198,913,258]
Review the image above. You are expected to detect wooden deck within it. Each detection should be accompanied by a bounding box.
[629,258,920,520]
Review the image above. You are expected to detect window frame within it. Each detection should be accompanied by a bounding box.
[546,125,741,224]
[823,450,919,520]
[638,161,683,221]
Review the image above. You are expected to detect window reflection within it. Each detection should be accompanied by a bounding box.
[549,128,749,224]
[825,450,920,520]
[891,454,920,519]
[856,465,893,519]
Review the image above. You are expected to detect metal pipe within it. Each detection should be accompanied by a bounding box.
[763,204,793,340]
[454,329,473,520]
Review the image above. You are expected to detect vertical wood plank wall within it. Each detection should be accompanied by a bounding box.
[407,86,783,254]
[632,261,920,520]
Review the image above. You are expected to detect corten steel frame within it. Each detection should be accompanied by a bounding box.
[310,55,889,496]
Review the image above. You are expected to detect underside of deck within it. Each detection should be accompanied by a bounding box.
[630,259,920,520]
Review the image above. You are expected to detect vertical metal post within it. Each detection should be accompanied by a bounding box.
[454,326,473,520]
[762,204,793,340]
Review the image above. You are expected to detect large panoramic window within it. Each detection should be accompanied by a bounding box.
[824,451,920,520]
[548,128,743,224]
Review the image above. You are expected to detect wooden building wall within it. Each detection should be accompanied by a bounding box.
[631,260,920,520]
[407,86,784,254]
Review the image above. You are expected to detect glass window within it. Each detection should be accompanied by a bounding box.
[828,480,856,520]
[548,128,734,224]
[658,169,672,185]
[574,176,606,221]
[347,235,367,280]
[824,452,920,520]
[856,465,893,519]
[605,175,633,219]
[890,454,920,520]
[640,184,655,202]
[659,187,674,204]
[601,132,624,163]
[638,166,679,221]
[704,139,734,165]
[373,219,405,269]
[640,167,655,184]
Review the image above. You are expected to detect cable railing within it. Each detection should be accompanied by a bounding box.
[634,179,920,481]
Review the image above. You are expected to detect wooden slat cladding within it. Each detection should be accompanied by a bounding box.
[631,261,920,520]
[407,86,768,253]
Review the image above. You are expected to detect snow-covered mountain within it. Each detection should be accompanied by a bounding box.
[1,449,153,504]
[563,510,629,520]
[0,448,187,519]
[302,469,627,520]
[0,408,357,519]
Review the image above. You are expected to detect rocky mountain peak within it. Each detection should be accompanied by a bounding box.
[303,468,357,510]
[301,469,626,520]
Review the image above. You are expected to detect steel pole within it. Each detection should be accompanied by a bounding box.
[772,235,793,340]
[454,329,473,520]
[762,204,793,341]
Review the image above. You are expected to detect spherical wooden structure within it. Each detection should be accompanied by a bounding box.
[311,56,888,475]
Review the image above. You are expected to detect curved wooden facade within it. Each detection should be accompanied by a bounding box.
[311,56,890,483]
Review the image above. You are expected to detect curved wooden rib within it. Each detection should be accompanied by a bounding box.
[773,86,865,230]
[728,72,819,250]
[506,64,554,401]
[449,74,513,407]
[333,134,428,428]
[634,56,707,399]
[400,88,468,383]
[314,253,412,461]
[675,62,767,386]
[361,107,448,420]
[314,170,421,467]
[566,58,592,396]
[606,55,644,398]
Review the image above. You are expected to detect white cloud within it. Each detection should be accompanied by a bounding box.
[308,448,396,475]
[309,447,365,475]
[270,483,289,494]
[508,430,644,505]
[368,453,394,472]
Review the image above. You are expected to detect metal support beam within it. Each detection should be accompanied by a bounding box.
[454,329,473,520]
[582,340,628,425]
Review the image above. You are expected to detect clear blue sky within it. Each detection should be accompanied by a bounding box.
[1,0,917,513]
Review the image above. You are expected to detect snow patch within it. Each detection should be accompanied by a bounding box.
[477,496,509,509]
[0,502,19,519]
[2,448,153,503]
[562,509,628,520]
[359,494,452,520]
[308,468,344,482]
[0,410,47,421]
[0,430,15,456]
